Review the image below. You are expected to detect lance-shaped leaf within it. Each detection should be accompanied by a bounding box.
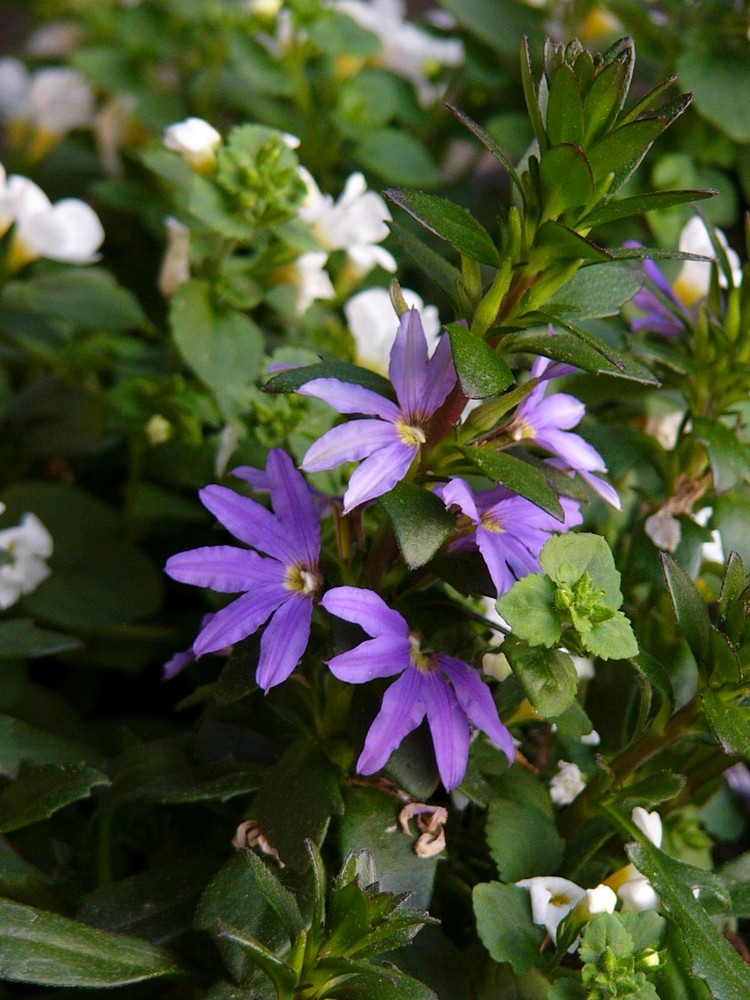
[462,447,564,520]
[217,921,298,995]
[264,358,394,399]
[533,220,610,262]
[385,189,500,266]
[0,763,109,834]
[546,65,584,146]
[0,900,185,987]
[378,482,456,570]
[582,53,632,145]
[520,36,548,150]
[446,104,524,199]
[0,619,81,658]
[391,221,468,313]
[539,144,594,217]
[627,841,748,1000]
[660,553,712,668]
[546,262,643,320]
[446,322,514,398]
[582,188,716,229]
[505,326,658,385]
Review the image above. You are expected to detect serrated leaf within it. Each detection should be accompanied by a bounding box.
[446,323,514,399]
[0,899,185,987]
[0,619,81,658]
[379,482,456,570]
[473,882,544,973]
[540,532,623,606]
[503,636,579,717]
[385,189,500,266]
[539,144,593,217]
[583,610,638,660]
[0,763,109,833]
[583,189,716,228]
[462,447,564,520]
[702,689,750,757]
[264,359,394,399]
[660,553,712,667]
[628,841,748,1000]
[692,417,750,494]
[496,575,561,647]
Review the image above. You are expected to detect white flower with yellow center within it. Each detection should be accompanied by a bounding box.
[163,117,222,173]
[609,807,663,912]
[0,509,54,610]
[672,216,742,306]
[344,286,440,372]
[516,876,587,944]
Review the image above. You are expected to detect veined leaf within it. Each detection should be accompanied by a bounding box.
[385,189,500,266]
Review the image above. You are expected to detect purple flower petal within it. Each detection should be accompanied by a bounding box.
[438,655,515,763]
[389,308,429,417]
[162,649,194,681]
[438,477,481,523]
[265,449,320,565]
[419,330,457,418]
[476,530,519,595]
[357,668,427,776]
[231,465,270,491]
[423,670,470,790]
[343,439,417,512]
[200,485,296,563]
[579,470,621,509]
[527,393,585,432]
[301,419,399,473]
[256,595,313,692]
[165,545,286,592]
[327,635,410,682]
[298,378,400,423]
[321,586,409,638]
[193,586,285,655]
[536,428,606,472]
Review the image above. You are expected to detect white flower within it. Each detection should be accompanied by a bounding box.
[215,424,241,478]
[571,654,595,681]
[344,286,441,372]
[584,883,617,915]
[163,117,222,173]
[673,217,742,306]
[549,760,586,805]
[3,174,104,267]
[631,806,662,847]
[0,512,53,610]
[645,508,681,554]
[246,0,284,17]
[0,58,31,119]
[94,93,137,176]
[158,216,191,297]
[145,414,172,446]
[616,807,663,912]
[335,0,463,106]
[516,876,586,944]
[26,21,82,58]
[288,252,335,314]
[298,168,395,279]
[644,410,684,451]
[27,67,96,136]
[694,507,725,565]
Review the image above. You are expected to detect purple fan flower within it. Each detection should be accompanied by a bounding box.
[437,478,582,596]
[506,356,620,508]
[298,307,456,513]
[165,448,321,692]
[628,253,690,339]
[321,586,514,790]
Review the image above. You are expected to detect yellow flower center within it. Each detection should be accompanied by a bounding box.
[395,420,426,447]
[511,418,536,442]
[284,563,322,597]
[408,632,435,674]
[480,513,504,534]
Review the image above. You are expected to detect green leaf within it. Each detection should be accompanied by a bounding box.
[391,222,468,312]
[546,263,643,320]
[0,714,98,773]
[307,10,381,57]
[264,358,394,400]
[582,55,631,144]
[316,958,438,999]
[533,220,610,262]
[692,417,750,494]
[539,144,593,217]
[357,130,440,188]
[540,532,623,607]
[462,447,564,520]
[486,794,565,882]
[385,190,500,266]
[503,635,579,717]
[0,763,109,833]
[473,882,544,974]
[628,841,749,1000]
[678,44,750,143]
[0,899,185,987]
[587,118,668,187]
[583,189,716,228]
[0,269,148,331]
[503,329,658,385]
[378,482,456,570]
[496,575,561,647]
[447,104,524,198]
[702,689,750,757]
[583,609,638,660]
[520,36,548,150]
[439,0,544,55]
[217,921,298,994]
[171,280,263,419]
[0,619,81,658]
[128,762,264,803]
[244,851,306,939]
[546,66,584,146]
[620,771,687,808]
[660,553,712,667]
[446,323,514,399]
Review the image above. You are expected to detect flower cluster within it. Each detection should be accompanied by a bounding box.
[0,504,54,610]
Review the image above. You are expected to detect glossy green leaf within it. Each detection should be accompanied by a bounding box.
[356,130,440,188]
[502,329,658,385]
[473,882,544,974]
[314,957,438,999]
[582,56,631,145]
[0,899,185,987]
[502,636,579,717]
[702,689,750,757]
[171,280,263,418]
[546,263,643,320]
[486,793,565,882]
[660,553,712,667]
[446,323,514,399]
[583,188,716,228]
[496,575,561,647]
[386,189,500,266]
[692,417,750,494]
[628,841,749,1000]
[546,66,584,146]
[462,447,564,520]
[539,144,594,217]
[379,482,456,570]
[520,36,547,149]
[217,921,298,994]
[0,763,108,833]
[0,619,80,658]
[587,118,668,187]
[533,220,610,262]
[264,358,394,399]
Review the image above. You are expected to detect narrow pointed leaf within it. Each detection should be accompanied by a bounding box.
[244,851,306,938]
[217,922,297,993]
[583,189,716,228]
[264,359,394,399]
[503,328,658,385]
[620,75,679,125]
[447,105,524,198]
[385,189,500,266]
[446,322,514,398]
[539,144,594,217]
[582,56,630,144]
[587,118,669,187]
[546,66,584,146]
[702,689,750,757]
[546,262,643,319]
[520,36,547,150]
[660,553,711,667]
[462,447,564,520]
[391,221,468,312]
[534,220,610,262]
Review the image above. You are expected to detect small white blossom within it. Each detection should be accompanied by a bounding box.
[549,760,586,805]
[673,217,742,306]
[344,286,441,372]
[631,806,662,847]
[246,0,284,17]
[616,807,663,912]
[335,0,463,106]
[3,174,104,267]
[645,410,684,451]
[584,884,617,915]
[571,654,595,681]
[645,508,682,553]
[0,512,53,610]
[288,252,335,314]
[694,507,725,565]
[158,216,191,297]
[516,876,586,944]
[0,59,33,119]
[94,93,137,176]
[298,168,395,279]
[163,117,222,173]
[27,67,95,136]
[25,21,82,58]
